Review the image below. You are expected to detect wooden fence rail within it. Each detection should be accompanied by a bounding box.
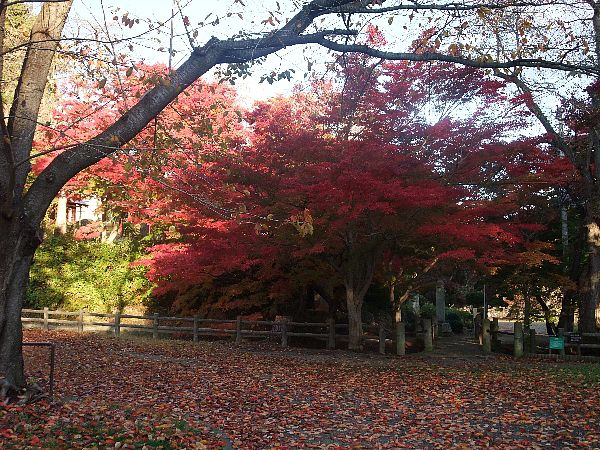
[21,308,439,356]
[493,324,600,359]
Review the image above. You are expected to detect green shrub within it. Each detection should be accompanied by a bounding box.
[27,233,154,312]
[445,308,473,334]
[420,302,436,320]
[400,302,418,332]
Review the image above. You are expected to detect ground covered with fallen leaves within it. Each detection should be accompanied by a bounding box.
[1,330,599,449]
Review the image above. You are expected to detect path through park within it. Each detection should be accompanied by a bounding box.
[2,329,599,449]
[429,333,486,359]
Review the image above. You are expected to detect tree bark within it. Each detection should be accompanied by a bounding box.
[0,215,40,391]
[558,215,585,331]
[343,248,376,351]
[582,214,600,331]
[535,296,557,335]
[558,290,575,332]
[0,1,72,396]
[346,286,363,351]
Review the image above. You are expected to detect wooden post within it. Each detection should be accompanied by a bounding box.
[78,310,84,333]
[482,318,491,354]
[281,319,288,348]
[491,317,499,349]
[378,322,386,355]
[395,322,405,356]
[43,307,49,331]
[193,316,199,343]
[558,327,565,356]
[153,313,159,339]
[235,316,242,344]
[523,326,530,353]
[113,309,121,337]
[529,328,536,354]
[423,319,433,352]
[514,322,524,358]
[327,318,336,350]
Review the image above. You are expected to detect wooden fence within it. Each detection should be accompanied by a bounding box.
[22,308,436,355]
[484,318,600,359]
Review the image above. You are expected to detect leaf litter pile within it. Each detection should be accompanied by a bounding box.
[2,330,599,449]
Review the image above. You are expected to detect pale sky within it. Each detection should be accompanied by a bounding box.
[66,0,332,104]
[51,0,590,121]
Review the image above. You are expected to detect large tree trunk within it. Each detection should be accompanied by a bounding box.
[559,216,585,331]
[582,208,600,332]
[0,1,73,398]
[346,286,363,351]
[535,296,557,335]
[343,250,376,351]
[558,290,576,332]
[0,215,40,393]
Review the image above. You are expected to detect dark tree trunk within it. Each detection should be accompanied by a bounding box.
[558,218,584,331]
[558,290,576,332]
[535,296,557,335]
[343,253,376,351]
[0,215,40,392]
[582,209,600,332]
[311,282,338,320]
[346,285,364,351]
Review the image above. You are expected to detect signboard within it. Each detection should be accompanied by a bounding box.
[549,336,565,350]
[569,334,582,344]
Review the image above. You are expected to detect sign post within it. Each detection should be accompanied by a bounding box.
[569,333,582,356]
[549,336,565,361]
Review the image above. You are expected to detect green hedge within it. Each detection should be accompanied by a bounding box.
[27,233,153,312]
[446,308,473,334]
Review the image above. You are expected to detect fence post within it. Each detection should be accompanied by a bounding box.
[43,307,49,331]
[153,313,159,339]
[491,317,499,349]
[379,322,386,355]
[193,316,199,343]
[327,318,336,350]
[482,318,491,354]
[235,316,242,344]
[281,319,288,348]
[395,322,405,356]
[78,310,84,333]
[423,319,433,352]
[558,327,565,356]
[529,328,536,354]
[113,309,121,337]
[514,322,524,358]
[523,326,531,353]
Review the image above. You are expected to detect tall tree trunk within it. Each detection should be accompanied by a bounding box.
[0,215,40,392]
[343,250,376,351]
[582,207,600,332]
[558,290,576,332]
[535,296,557,335]
[523,285,532,328]
[559,215,584,331]
[346,285,363,351]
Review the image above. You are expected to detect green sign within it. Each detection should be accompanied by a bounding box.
[549,336,565,350]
